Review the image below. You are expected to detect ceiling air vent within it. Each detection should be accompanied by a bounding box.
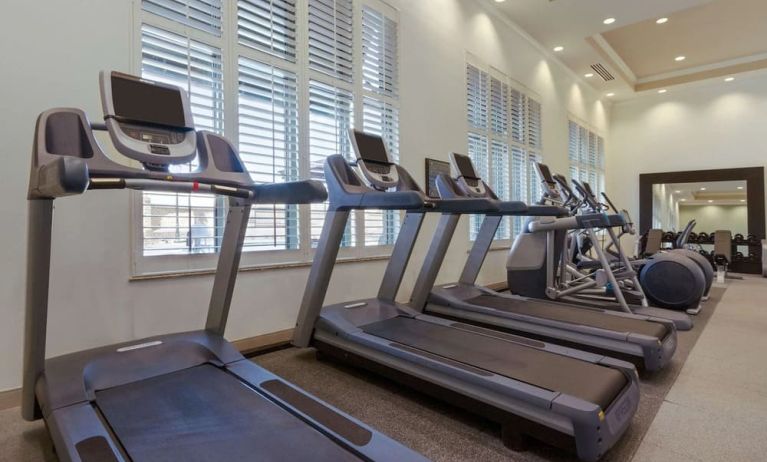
[590,63,615,81]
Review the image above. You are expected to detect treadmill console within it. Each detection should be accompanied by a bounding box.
[100,71,197,169]
[534,162,562,202]
[449,153,486,197]
[349,129,399,190]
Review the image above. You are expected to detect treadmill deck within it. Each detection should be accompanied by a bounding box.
[96,364,361,462]
[363,316,626,409]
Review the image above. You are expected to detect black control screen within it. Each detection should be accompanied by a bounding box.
[353,131,390,164]
[537,163,554,182]
[453,154,478,179]
[112,74,187,128]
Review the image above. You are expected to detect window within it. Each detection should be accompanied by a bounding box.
[135,0,400,275]
[466,62,542,241]
[568,120,605,197]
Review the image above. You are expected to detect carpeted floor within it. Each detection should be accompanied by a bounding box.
[252,287,726,462]
[0,287,724,462]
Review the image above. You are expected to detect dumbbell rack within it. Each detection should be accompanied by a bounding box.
[661,232,763,275]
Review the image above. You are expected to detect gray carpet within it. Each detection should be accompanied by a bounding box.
[253,287,726,462]
[1,288,724,462]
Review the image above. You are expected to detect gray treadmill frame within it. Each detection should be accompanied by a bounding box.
[293,154,642,462]
[22,100,422,462]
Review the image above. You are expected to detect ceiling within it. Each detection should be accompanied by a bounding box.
[663,181,747,205]
[491,0,767,99]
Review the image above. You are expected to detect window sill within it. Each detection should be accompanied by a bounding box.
[129,254,393,281]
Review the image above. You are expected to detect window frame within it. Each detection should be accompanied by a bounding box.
[129,0,401,278]
[465,55,543,248]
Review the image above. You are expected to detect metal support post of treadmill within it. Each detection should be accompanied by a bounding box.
[606,226,649,307]
[459,215,502,285]
[293,210,350,347]
[587,228,632,313]
[377,212,425,302]
[21,200,54,421]
[409,214,461,312]
[205,197,252,336]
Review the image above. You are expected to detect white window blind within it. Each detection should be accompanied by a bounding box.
[361,6,398,97]
[143,0,223,35]
[237,0,297,61]
[308,81,355,247]
[140,25,225,256]
[568,120,605,196]
[136,0,401,273]
[238,57,300,251]
[308,0,354,82]
[466,62,542,241]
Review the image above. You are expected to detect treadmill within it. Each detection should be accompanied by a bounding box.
[21,71,425,462]
[293,130,640,462]
[407,153,678,371]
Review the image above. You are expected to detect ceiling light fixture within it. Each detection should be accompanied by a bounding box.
[584,73,594,78]
[675,56,686,62]
[700,187,706,191]
[674,190,681,193]
[725,77,735,82]
[708,200,714,203]
[658,89,667,94]
[494,0,506,3]
[553,46,564,52]
[656,17,668,24]
[603,17,616,25]
[737,186,744,190]
[741,199,746,203]
[680,198,687,202]
[606,92,615,97]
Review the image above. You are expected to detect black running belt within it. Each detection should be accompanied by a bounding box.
[363,317,626,409]
[465,295,668,339]
[96,365,361,462]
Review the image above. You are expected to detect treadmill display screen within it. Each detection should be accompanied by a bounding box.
[537,163,555,182]
[353,131,390,164]
[453,154,479,179]
[112,74,187,128]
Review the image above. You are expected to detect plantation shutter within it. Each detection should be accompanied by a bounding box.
[308,0,353,82]
[143,0,223,35]
[237,0,297,61]
[140,25,224,256]
[237,57,300,251]
[511,146,528,236]
[467,133,489,240]
[308,81,355,247]
[466,65,488,130]
[510,89,525,144]
[362,6,398,97]
[526,98,542,150]
[491,140,510,239]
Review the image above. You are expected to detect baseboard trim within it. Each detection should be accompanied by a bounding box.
[0,329,296,411]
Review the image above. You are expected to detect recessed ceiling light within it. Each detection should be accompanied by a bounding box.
[675,56,686,62]
[708,200,714,203]
[741,199,746,202]
[680,198,687,202]
[658,89,667,94]
[584,73,594,78]
[725,77,735,82]
[674,190,681,193]
[737,186,744,190]
[606,92,615,97]
[700,187,706,191]
[494,0,506,3]
[553,46,564,52]
[603,17,616,25]
[656,17,668,24]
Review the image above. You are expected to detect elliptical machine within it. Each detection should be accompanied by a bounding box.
[557,175,707,314]
[506,163,694,330]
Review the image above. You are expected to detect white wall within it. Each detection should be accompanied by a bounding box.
[608,72,767,229]
[679,204,749,236]
[0,0,607,391]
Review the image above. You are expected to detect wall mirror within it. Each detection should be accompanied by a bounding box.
[639,167,765,274]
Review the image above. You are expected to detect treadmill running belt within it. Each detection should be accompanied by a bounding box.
[465,294,668,339]
[96,364,360,462]
[363,317,626,409]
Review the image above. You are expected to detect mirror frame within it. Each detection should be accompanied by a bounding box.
[639,166,765,274]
